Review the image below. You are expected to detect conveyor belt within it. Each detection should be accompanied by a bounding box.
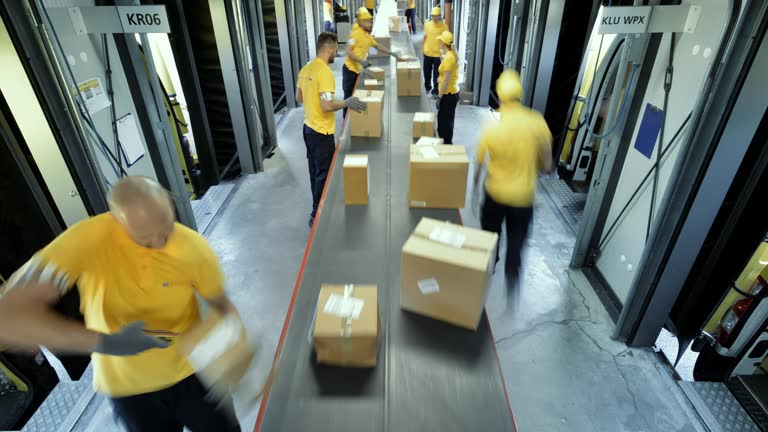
[255,26,516,432]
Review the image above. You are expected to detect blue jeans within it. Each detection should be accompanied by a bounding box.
[405,9,416,33]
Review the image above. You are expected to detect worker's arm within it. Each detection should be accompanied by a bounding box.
[346,42,368,65]
[204,294,239,316]
[295,86,303,104]
[438,71,451,98]
[538,138,553,174]
[320,93,349,112]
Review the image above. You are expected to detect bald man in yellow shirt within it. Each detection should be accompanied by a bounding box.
[474,70,552,288]
[0,176,241,431]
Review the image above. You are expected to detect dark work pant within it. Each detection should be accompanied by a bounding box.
[423,55,440,93]
[110,375,240,432]
[437,93,459,144]
[342,64,359,117]
[405,9,417,33]
[303,125,336,218]
[480,191,534,282]
[324,20,334,32]
[366,7,374,16]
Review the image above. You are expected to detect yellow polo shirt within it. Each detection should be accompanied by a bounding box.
[365,0,375,9]
[476,103,552,207]
[438,50,459,95]
[408,0,416,9]
[423,20,448,57]
[16,213,224,397]
[345,25,376,74]
[298,58,336,135]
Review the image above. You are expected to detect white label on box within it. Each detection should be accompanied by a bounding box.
[419,147,440,159]
[414,112,433,122]
[345,155,368,167]
[188,315,243,371]
[411,200,426,207]
[418,278,440,295]
[416,137,443,146]
[324,293,365,319]
[429,226,466,248]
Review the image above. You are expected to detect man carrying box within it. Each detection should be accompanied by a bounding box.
[343,8,405,115]
[297,32,367,228]
[422,7,447,97]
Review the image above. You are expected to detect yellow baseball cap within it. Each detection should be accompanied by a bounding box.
[431,6,442,16]
[437,31,454,45]
[496,69,523,103]
[357,7,373,20]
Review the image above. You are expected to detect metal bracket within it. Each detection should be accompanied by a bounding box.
[67,7,87,36]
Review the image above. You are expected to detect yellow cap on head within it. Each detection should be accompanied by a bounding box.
[357,7,373,20]
[497,69,523,103]
[431,6,442,16]
[437,31,454,45]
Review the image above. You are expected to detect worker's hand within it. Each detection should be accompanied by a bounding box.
[360,68,371,78]
[93,321,169,356]
[435,96,441,110]
[345,97,368,112]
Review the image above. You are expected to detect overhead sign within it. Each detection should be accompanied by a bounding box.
[116,6,170,33]
[68,6,170,34]
[598,6,652,34]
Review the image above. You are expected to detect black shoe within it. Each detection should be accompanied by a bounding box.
[431,90,438,96]
[308,216,315,228]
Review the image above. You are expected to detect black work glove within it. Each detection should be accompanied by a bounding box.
[345,97,368,112]
[93,321,169,356]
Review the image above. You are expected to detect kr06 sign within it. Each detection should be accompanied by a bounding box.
[598,6,652,34]
[117,6,171,34]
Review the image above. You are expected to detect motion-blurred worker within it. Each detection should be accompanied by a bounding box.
[405,0,417,34]
[343,7,403,115]
[365,0,375,16]
[323,0,334,32]
[298,32,367,228]
[436,31,460,144]
[474,70,552,288]
[422,7,447,97]
[0,176,242,432]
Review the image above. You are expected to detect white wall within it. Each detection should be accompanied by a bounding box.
[595,0,732,303]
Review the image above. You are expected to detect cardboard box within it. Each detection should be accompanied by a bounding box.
[409,145,469,208]
[397,61,421,97]
[389,15,407,32]
[370,37,391,58]
[313,284,380,367]
[415,136,444,146]
[177,313,255,391]
[367,66,386,81]
[343,155,369,205]
[350,90,384,138]
[363,79,384,91]
[412,112,435,138]
[401,218,498,330]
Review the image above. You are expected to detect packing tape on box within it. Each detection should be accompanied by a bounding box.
[419,147,440,159]
[428,226,467,248]
[417,278,440,295]
[188,314,243,371]
[341,285,355,358]
[414,112,433,122]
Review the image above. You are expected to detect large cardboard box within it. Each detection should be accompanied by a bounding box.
[401,218,498,330]
[409,145,469,208]
[177,313,255,393]
[313,284,380,367]
[367,66,386,80]
[397,61,421,97]
[350,90,384,138]
[343,155,369,205]
[415,136,444,146]
[363,79,384,91]
[389,15,407,32]
[412,112,435,138]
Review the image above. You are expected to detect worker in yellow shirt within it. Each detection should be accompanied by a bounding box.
[365,0,375,16]
[474,70,553,288]
[436,31,460,144]
[405,0,417,34]
[422,7,447,97]
[298,32,367,227]
[0,176,242,431]
[343,8,403,114]
[323,0,334,32]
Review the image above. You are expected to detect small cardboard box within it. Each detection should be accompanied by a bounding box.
[367,66,386,81]
[177,313,255,391]
[350,90,384,138]
[413,112,435,138]
[363,79,384,91]
[313,284,380,367]
[389,15,407,32]
[409,145,469,208]
[343,155,369,205]
[401,218,498,330]
[397,61,421,97]
[415,136,444,146]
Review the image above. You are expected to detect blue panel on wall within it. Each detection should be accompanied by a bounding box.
[634,103,664,159]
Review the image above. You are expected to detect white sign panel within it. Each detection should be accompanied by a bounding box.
[598,6,652,34]
[117,6,170,34]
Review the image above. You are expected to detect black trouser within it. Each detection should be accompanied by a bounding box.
[111,375,240,432]
[342,64,359,117]
[423,55,440,93]
[480,191,534,282]
[437,93,459,144]
[405,9,417,33]
[366,7,374,15]
[303,125,336,218]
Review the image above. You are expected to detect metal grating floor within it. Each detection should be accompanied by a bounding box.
[22,380,94,432]
[191,183,235,234]
[679,381,760,432]
[539,177,587,232]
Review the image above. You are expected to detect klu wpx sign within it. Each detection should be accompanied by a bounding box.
[598,6,652,34]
